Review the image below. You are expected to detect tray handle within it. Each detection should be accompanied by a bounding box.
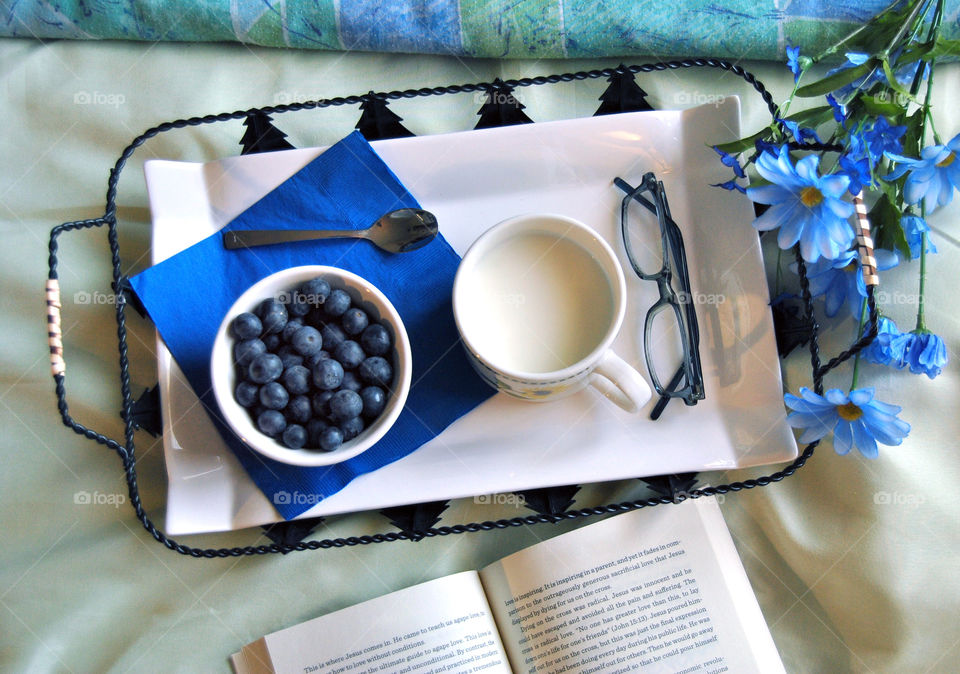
[47,216,133,461]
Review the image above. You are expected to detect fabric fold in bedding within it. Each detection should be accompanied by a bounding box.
[5,0,959,61]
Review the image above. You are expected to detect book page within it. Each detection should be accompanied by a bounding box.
[479,498,784,674]
[232,571,512,674]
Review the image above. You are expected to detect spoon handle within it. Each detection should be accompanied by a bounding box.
[223,228,363,250]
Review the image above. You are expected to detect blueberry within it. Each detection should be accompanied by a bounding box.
[263,333,282,351]
[358,356,393,388]
[312,390,334,418]
[291,325,323,356]
[318,426,343,452]
[324,288,351,317]
[231,312,262,340]
[341,308,369,336]
[276,345,304,369]
[259,381,290,410]
[329,389,363,421]
[339,416,365,441]
[281,364,311,395]
[306,418,329,447]
[234,338,266,368]
[340,370,363,393]
[360,386,387,418]
[281,424,308,449]
[282,317,304,343]
[304,350,330,369]
[285,395,312,424]
[360,323,391,356]
[333,340,365,370]
[248,353,283,384]
[235,381,259,408]
[257,298,288,334]
[320,323,347,351]
[287,291,312,317]
[300,277,331,308]
[257,409,286,437]
[312,358,344,390]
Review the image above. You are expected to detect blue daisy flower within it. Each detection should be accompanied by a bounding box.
[826,94,847,126]
[900,214,937,259]
[885,132,960,212]
[904,331,948,379]
[786,45,802,82]
[828,51,922,103]
[864,117,906,161]
[778,117,823,145]
[785,387,910,458]
[805,248,897,317]
[839,153,873,195]
[863,316,912,368]
[712,146,746,178]
[747,146,855,262]
[755,138,779,156]
[711,179,746,194]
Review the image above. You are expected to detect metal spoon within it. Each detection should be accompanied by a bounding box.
[222,208,439,253]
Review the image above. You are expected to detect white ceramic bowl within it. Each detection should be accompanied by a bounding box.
[210,265,412,466]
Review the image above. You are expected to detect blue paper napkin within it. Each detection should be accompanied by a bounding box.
[130,131,492,520]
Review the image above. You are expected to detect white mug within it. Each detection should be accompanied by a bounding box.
[453,213,652,413]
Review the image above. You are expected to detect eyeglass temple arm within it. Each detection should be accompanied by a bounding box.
[649,366,686,421]
[614,176,685,253]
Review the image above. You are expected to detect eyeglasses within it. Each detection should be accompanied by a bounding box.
[615,173,704,420]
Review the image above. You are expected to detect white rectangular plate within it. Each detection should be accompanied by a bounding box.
[145,98,797,535]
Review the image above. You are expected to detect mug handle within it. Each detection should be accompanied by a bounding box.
[589,350,652,413]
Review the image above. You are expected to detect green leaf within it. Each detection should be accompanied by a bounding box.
[901,109,925,157]
[796,61,875,97]
[880,58,920,104]
[858,94,904,119]
[784,105,835,128]
[713,129,769,155]
[871,193,910,260]
[923,36,960,60]
[712,106,835,155]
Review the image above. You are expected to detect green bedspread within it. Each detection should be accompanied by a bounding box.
[4,0,959,59]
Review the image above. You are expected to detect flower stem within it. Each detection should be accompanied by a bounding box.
[917,229,928,332]
[851,297,869,390]
[912,0,941,333]
[812,0,910,63]
[880,0,931,59]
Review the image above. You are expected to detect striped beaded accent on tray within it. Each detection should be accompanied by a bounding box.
[852,192,879,287]
[46,278,64,376]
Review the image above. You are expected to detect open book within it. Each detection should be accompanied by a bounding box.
[231,498,784,674]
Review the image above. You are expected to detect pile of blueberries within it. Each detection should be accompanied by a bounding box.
[229,276,396,452]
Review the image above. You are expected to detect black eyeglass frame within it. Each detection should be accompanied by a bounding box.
[616,173,705,418]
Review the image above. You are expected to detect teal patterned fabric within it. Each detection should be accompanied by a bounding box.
[2,0,958,59]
